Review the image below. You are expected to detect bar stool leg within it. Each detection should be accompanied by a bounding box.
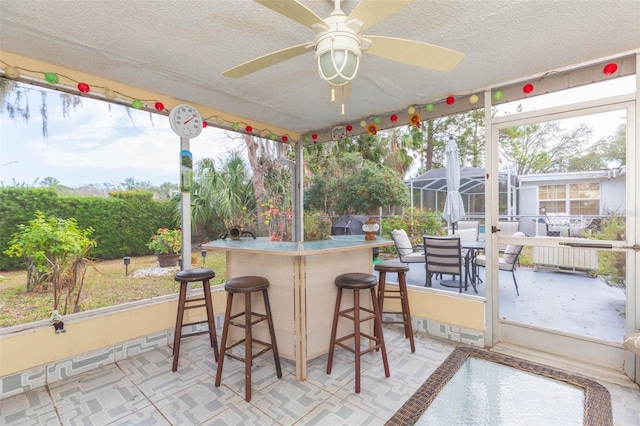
[244,293,253,401]
[215,293,234,387]
[371,287,390,378]
[326,287,343,374]
[398,272,415,352]
[375,271,387,343]
[202,278,219,361]
[353,289,361,393]
[377,271,387,313]
[263,289,282,378]
[172,282,188,372]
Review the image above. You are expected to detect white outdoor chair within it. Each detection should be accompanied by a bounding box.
[391,229,427,286]
[475,231,525,295]
[448,220,479,242]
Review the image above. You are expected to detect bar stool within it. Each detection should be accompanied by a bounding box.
[172,268,219,372]
[215,276,282,401]
[375,261,415,352]
[326,272,390,394]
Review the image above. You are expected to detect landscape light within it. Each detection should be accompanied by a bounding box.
[123,256,131,276]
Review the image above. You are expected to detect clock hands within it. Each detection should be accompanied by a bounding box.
[183,115,196,125]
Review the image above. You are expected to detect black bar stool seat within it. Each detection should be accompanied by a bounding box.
[326,272,390,394]
[374,261,415,352]
[172,268,219,372]
[215,276,282,401]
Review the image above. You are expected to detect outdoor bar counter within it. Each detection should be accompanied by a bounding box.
[202,235,393,380]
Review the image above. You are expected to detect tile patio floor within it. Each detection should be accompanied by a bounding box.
[2,324,639,425]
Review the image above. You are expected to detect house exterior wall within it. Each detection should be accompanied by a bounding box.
[517,173,626,216]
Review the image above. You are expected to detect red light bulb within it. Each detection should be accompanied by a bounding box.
[446,96,455,105]
[523,83,534,94]
[603,63,618,75]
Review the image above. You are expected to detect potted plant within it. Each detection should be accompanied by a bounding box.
[147,228,182,267]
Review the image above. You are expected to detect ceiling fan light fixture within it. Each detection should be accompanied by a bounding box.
[316,33,361,86]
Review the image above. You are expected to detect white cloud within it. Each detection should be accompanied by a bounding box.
[1,86,244,187]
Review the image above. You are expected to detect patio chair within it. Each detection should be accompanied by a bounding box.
[475,231,525,295]
[391,229,427,286]
[423,235,467,293]
[457,220,480,232]
[448,220,479,242]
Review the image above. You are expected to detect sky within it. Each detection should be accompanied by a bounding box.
[1,75,635,188]
[1,84,245,187]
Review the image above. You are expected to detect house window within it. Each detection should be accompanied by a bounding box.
[539,183,600,215]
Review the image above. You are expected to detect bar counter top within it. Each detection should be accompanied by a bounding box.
[202,235,393,255]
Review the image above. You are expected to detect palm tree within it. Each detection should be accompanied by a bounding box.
[190,154,255,240]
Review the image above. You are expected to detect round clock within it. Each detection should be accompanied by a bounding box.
[169,104,203,139]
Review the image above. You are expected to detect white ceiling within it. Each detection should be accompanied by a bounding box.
[1,0,639,141]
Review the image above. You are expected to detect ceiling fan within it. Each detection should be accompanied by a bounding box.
[222,0,464,103]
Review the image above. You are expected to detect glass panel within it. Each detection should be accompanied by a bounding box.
[498,108,627,343]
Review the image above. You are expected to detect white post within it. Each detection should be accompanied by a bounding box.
[294,141,304,242]
[180,137,192,271]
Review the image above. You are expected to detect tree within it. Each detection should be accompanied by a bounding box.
[120,177,151,190]
[382,128,420,179]
[304,152,364,213]
[190,154,255,240]
[499,120,592,174]
[39,176,60,188]
[1,77,82,137]
[3,212,97,313]
[333,163,410,215]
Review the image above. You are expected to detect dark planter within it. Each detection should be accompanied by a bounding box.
[157,253,180,268]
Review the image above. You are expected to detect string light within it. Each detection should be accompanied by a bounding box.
[3,57,624,145]
[0,59,294,143]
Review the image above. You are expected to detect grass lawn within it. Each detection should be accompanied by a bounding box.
[0,252,227,327]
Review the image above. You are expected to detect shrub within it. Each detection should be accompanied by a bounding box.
[304,212,332,241]
[380,209,446,254]
[3,212,97,313]
[592,213,626,289]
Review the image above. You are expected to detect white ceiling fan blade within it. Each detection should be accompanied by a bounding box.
[328,82,351,103]
[347,0,414,32]
[222,43,311,78]
[364,36,464,72]
[254,0,328,30]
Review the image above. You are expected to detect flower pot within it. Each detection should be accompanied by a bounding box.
[157,253,180,268]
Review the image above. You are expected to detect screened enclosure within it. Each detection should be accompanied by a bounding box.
[406,167,517,217]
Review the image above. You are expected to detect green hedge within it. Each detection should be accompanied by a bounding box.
[0,188,177,270]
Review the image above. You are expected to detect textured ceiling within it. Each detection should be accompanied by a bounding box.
[1,0,639,140]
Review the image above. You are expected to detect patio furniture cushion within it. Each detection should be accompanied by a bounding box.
[392,229,413,257]
[503,232,525,264]
[400,251,425,261]
[453,228,478,242]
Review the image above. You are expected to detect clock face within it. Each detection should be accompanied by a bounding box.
[169,104,203,139]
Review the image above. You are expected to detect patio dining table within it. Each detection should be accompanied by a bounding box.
[462,241,485,289]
